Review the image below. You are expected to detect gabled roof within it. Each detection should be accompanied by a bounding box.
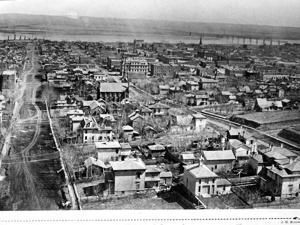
[216,178,231,186]
[148,144,165,151]
[235,148,249,158]
[192,113,206,119]
[140,106,152,113]
[110,158,146,171]
[251,153,263,163]
[285,159,300,173]
[261,146,297,159]
[100,83,128,93]
[229,139,249,150]
[176,114,193,126]
[146,165,161,173]
[84,157,108,169]
[148,102,170,109]
[160,171,173,178]
[181,152,195,160]
[129,113,144,121]
[203,150,236,161]
[122,125,134,131]
[186,164,218,179]
[95,141,121,149]
[120,142,131,150]
[227,127,243,136]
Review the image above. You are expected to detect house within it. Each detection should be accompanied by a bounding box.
[148,144,166,158]
[66,109,84,118]
[128,110,144,129]
[183,162,231,197]
[186,81,199,91]
[83,157,108,179]
[150,62,173,77]
[195,94,209,106]
[159,85,170,95]
[259,146,298,167]
[81,116,114,143]
[69,115,84,133]
[110,158,146,194]
[145,165,161,189]
[139,105,152,117]
[183,163,219,197]
[226,127,245,140]
[89,100,106,116]
[202,150,236,173]
[180,152,196,165]
[216,178,232,195]
[96,141,122,163]
[160,171,173,187]
[98,83,129,102]
[192,114,207,132]
[78,157,109,196]
[170,114,194,133]
[185,94,196,106]
[120,142,132,161]
[122,125,134,141]
[228,139,250,165]
[148,102,169,116]
[260,160,300,198]
[248,153,264,175]
[199,78,218,90]
[1,70,17,92]
[99,114,116,128]
[254,98,283,112]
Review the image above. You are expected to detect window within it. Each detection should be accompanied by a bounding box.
[84,136,87,140]
[136,172,141,179]
[91,136,94,141]
[199,179,201,184]
[212,179,215,183]
[136,182,140,190]
[223,186,226,191]
[215,165,217,169]
[288,184,293,193]
[198,186,201,193]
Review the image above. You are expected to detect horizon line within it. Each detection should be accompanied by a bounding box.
[1,12,300,29]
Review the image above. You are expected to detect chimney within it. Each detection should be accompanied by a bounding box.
[199,155,204,167]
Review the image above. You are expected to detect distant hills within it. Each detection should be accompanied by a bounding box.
[0,13,300,40]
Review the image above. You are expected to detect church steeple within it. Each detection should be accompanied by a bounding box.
[199,35,203,47]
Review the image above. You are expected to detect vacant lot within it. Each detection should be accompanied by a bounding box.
[82,196,183,210]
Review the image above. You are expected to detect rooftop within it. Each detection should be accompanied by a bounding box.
[95,141,121,149]
[100,83,128,93]
[203,150,236,161]
[110,158,146,171]
[186,164,219,179]
[235,111,300,125]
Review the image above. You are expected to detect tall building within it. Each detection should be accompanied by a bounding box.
[121,57,148,74]
[1,70,17,92]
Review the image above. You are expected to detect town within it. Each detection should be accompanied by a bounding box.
[0,34,300,210]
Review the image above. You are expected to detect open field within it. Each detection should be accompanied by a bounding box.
[82,196,183,210]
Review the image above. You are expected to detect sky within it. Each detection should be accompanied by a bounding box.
[0,0,300,27]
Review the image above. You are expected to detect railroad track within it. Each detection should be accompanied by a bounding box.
[200,110,300,151]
